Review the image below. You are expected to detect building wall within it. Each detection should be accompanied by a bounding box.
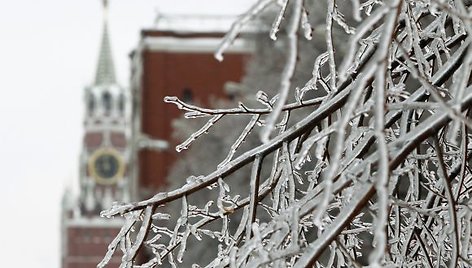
[63,226,122,268]
[135,32,251,195]
[62,21,253,267]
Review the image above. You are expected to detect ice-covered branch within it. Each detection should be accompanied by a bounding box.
[101,1,472,267]
[260,0,302,143]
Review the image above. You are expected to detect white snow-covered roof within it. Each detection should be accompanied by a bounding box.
[136,13,260,54]
[152,13,259,34]
[66,217,125,227]
[142,36,254,54]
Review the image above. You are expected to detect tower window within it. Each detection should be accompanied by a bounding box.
[102,91,112,114]
[88,95,95,116]
[118,93,125,115]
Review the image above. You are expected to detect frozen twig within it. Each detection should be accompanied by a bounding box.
[433,137,459,268]
[215,0,274,61]
[370,1,401,266]
[175,114,223,152]
[260,0,302,143]
[246,154,263,241]
[270,0,290,40]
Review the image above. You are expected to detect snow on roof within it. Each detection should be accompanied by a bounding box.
[142,36,255,53]
[66,216,125,227]
[152,13,260,34]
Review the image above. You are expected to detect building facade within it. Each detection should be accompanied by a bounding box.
[61,3,129,267]
[62,7,253,268]
[129,14,254,199]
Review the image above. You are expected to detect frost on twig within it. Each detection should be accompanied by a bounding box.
[100,1,472,267]
[214,0,274,62]
[260,0,302,144]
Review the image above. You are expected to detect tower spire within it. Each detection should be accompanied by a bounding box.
[94,0,116,86]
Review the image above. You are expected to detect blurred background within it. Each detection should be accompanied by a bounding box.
[0,0,256,267]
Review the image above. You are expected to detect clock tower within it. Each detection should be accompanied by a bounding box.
[61,1,130,267]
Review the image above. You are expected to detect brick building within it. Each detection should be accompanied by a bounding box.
[129,14,254,198]
[62,6,253,268]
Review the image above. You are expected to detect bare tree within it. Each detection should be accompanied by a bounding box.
[99,1,472,267]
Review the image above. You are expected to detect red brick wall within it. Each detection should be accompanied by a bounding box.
[138,43,249,194]
[63,226,121,268]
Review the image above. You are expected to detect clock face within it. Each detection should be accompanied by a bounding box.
[88,148,124,185]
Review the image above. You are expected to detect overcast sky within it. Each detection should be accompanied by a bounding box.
[0,0,255,266]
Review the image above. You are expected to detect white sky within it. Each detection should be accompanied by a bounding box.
[0,0,255,267]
